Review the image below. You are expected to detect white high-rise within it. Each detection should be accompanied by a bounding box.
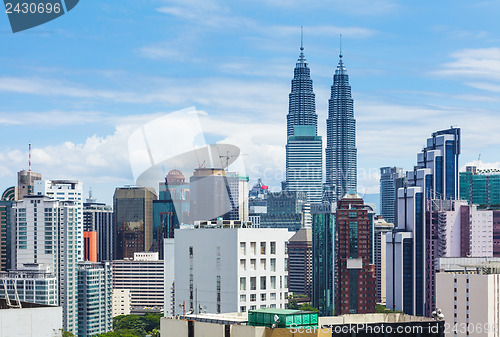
[170,222,292,315]
[34,180,84,260]
[16,194,80,333]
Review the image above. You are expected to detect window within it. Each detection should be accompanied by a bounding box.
[270,242,276,254]
[250,294,256,302]
[240,259,246,271]
[270,276,276,289]
[260,276,266,290]
[250,277,256,290]
[240,295,246,302]
[261,293,266,301]
[240,242,246,255]
[284,258,288,271]
[260,242,266,254]
[250,242,256,255]
[260,259,266,270]
[270,258,276,272]
[240,277,246,291]
[250,259,256,271]
[240,306,246,312]
[250,305,256,310]
[270,293,276,300]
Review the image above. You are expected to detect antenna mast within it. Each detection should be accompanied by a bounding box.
[28,143,31,171]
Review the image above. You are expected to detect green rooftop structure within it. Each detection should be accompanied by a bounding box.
[460,166,500,209]
[248,308,318,329]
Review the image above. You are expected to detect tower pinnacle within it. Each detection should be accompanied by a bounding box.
[339,34,343,58]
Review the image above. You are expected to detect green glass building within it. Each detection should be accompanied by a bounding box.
[311,203,335,316]
[460,166,500,208]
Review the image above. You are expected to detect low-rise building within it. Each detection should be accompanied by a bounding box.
[112,289,131,317]
[112,252,164,310]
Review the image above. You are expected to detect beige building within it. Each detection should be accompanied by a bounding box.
[112,252,164,309]
[374,218,393,304]
[436,258,500,337]
[112,289,131,317]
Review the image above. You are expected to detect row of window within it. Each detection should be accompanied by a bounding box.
[239,241,278,255]
[239,276,287,291]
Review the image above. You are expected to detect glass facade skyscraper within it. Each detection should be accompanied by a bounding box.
[380,167,405,224]
[325,52,357,203]
[285,40,322,204]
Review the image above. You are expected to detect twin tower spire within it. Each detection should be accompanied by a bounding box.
[285,28,357,204]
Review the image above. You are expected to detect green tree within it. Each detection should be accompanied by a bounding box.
[298,304,319,312]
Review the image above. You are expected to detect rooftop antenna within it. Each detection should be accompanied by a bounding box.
[28,143,31,171]
[300,26,304,51]
[339,34,343,58]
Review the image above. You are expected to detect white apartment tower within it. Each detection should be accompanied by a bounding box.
[16,194,80,333]
[171,223,292,315]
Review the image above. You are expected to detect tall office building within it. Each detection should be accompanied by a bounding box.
[287,228,312,297]
[285,36,322,204]
[379,167,405,224]
[153,170,190,258]
[460,166,500,208]
[190,168,232,222]
[16,169,42,200]
[16,195,80,333]
[227,172,250,222]
[373,217,394,303]
[334,191,376,315]
[311,203,335,316]
[0,201,14,271]
[83,200,113,262]
[260,191,306,231]
[324,51,356,203]
[78,261,112,336]
[387,127,461,317]
[113,187,157,259]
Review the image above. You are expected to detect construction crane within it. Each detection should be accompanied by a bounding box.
[219,151,237,172]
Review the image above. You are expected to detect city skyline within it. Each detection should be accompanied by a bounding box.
[1,1,500,205]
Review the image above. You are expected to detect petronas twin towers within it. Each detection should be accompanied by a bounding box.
[285,35,357,204]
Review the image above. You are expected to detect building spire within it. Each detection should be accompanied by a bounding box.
[297,26,306,65]
[339,34,343,58]
[300,26,304,51]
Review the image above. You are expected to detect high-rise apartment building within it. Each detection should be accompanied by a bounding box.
[379,167,405,224]
[311,203,335,316]
[287,228,312,297]
[324,52,356,203]
[16,195,80,333]
[83,231,97,262]
[387,127,461,317]
[34,179,84,260]
[460,166,500,208]
[78,261,112,337]
[171,223,291,315]
[285,37,322,204]
[112,252,164,309]
[113,187,157,259]
[335,191,376,315]
[83,200,113,262]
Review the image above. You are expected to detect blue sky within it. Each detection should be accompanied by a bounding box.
[1,0,500,205]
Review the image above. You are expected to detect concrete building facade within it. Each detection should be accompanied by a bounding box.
[172,225,292,315]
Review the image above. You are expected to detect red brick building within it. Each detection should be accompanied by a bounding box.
[335,190,376,315]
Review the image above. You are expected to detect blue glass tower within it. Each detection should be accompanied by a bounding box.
[325,50,357,203]
[285,33,322,204]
